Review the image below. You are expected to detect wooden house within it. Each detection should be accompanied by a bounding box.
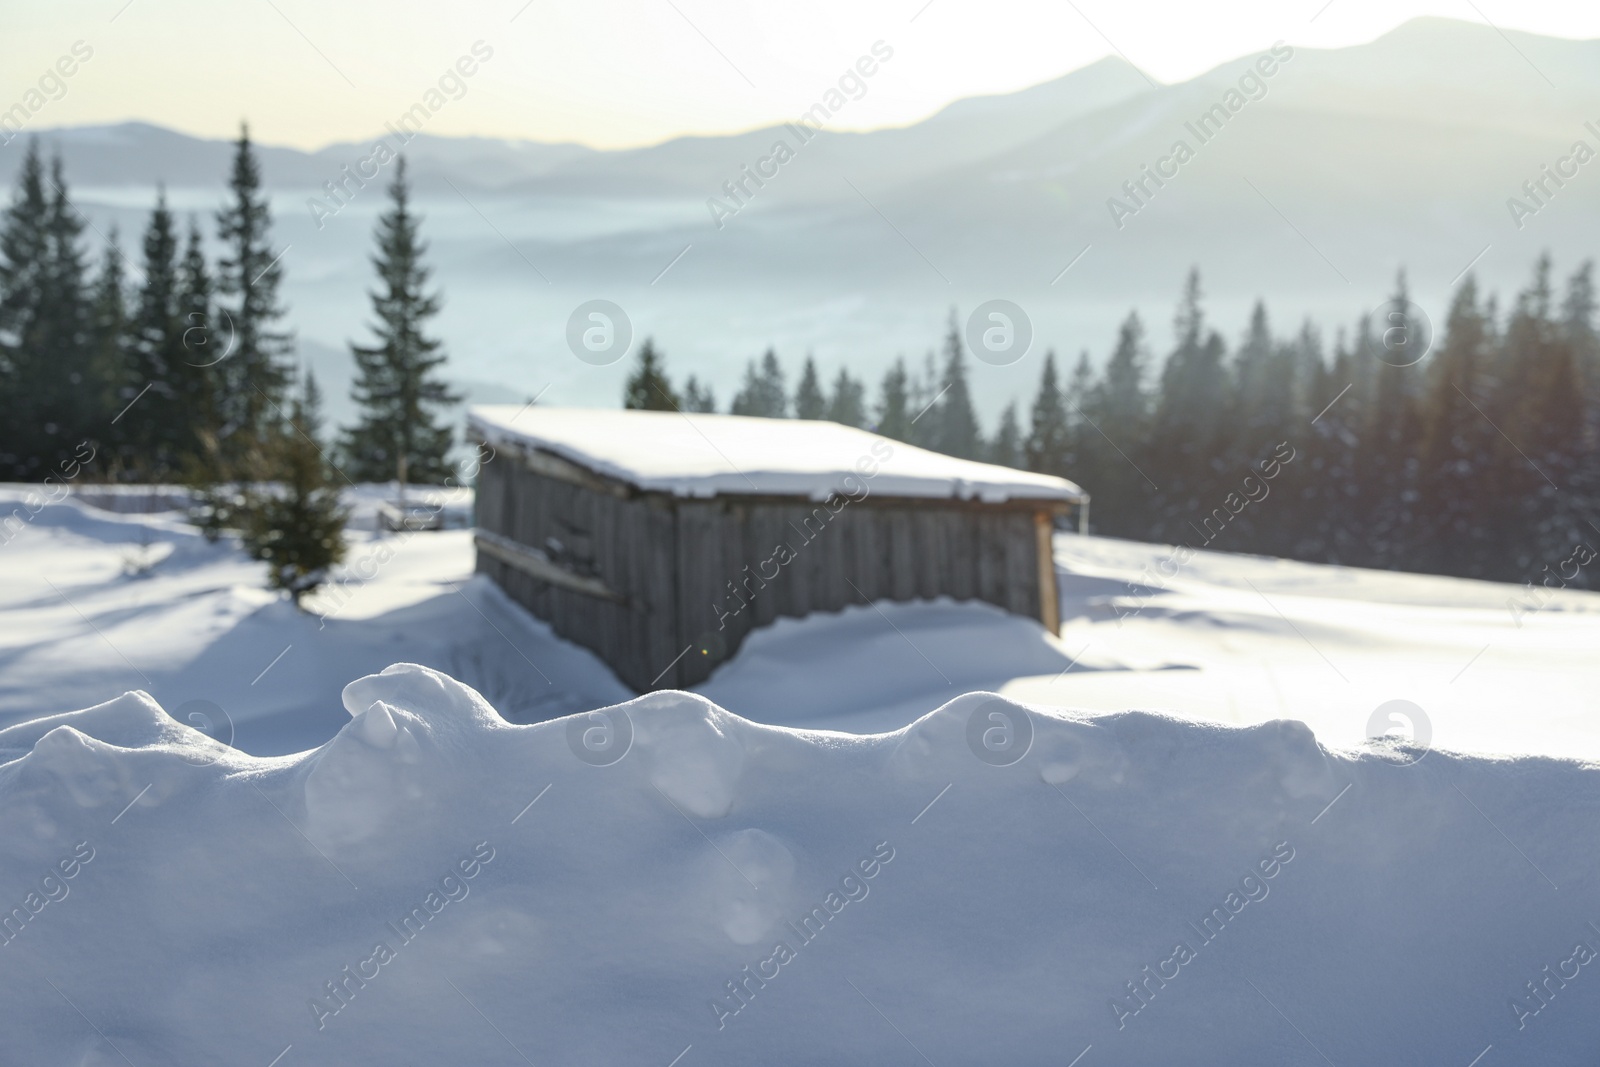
[469,407,1088,691]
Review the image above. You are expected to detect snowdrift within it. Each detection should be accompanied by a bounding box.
[3,664,1598,1065]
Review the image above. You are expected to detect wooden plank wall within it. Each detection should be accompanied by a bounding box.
[671,498,1043,687]
[475,451,676,691]
[477,450,1055,692]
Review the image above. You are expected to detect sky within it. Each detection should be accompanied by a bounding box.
[3,0,1599,150]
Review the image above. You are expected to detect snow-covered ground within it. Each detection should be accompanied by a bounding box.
[4,487,1600,1063]
[1037,536,1600,761]
[7,664,1600,1064]
[4,486,1598,758]
[0,487,630,756]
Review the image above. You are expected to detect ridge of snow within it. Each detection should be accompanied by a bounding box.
[3,665,1598,1063]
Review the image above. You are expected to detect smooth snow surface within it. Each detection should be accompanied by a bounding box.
[1031,535,1600,761]
[0,488,629,755]
[469,405,1086,502]
[4,663,1598,1064]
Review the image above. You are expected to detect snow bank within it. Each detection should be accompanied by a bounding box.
[469,405,1085,502]
[695,598,1131,732]
[0,489,630,755]
[4,663,1597,1064]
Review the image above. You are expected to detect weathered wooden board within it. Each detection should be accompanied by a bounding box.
[477,446,1070,692]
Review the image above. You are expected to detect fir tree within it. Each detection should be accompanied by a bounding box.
[242,372,348,604]
[991,402,1023,468]
[1148,271,1230,542]
[1290,319,1328,422]
[1356,273,1425,569]
[794,356,827,419]
[1096,313,1150,430]
[175,218,218,465]
[875,357,912,440]
[1416,276,1496,577]
[908,349,941,446]
[1506,255,1588,576]
[1086,311,1154,537]
[929,311,982,459]
[1224,302,1297,552]
[122,194,195,478]
[1314,323,1375,563]
[0,142,51,475]
[215,122,291,455]
[682,375,717,413]
[1561,261,1600,571]
[1024,351,1069,475]
[1153,272,1228,439]
[729,348,787,417]
[1562,261,1599,406]
[623,338,679,410]
[340,156,459,487]
[1283,320,1336,557]
[88,229,128,465]
[1229,301,1296,462]
[826,367,868,428]
[1064,350,1094,486]
[9,151,99,478]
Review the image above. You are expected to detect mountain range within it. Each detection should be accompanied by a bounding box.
[15,16,1600,430]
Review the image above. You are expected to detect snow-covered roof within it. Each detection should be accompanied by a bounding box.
[468,406,1086,503]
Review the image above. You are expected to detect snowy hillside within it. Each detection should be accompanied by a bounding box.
[4,488,1600,1063]
[4,486,1598,760]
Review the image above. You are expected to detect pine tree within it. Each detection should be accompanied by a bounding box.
[87,229,128,466]
[623,338,679,410]
[1415,276,1496,577]
[176,216,223,483]
[1148,271,1231,543]
[1153,272,1229,438]
[242,372,348,604]
[1096,313,1150,431]
[826,367,868,428]
[794,356,827,419]
[929,311,982,459]
[908,350,940,446]
[1290,319,1328,423]
[875,357,912,440]
[0,141,51,476]
[1562,261,1599,406]
[1313,320,1378,563]
[682,375,716,413]
[122,194,195,479]
[1506,255,1588,577]
[1223,302,1297,552]
[990,401,1023,468]
[215,122,291,456]
[1281,320,1331,556]
[729,348,787,417]
[1064,350,1094,490]
[1024,351,1069,475]
[1561,261,1600,574]
[1229,301,1296,461]
[1233,301,1275,416]
[1356,273,1425,569]
[341,156,459,488]
[1086,311,1154,537]
[21,152,98,477]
